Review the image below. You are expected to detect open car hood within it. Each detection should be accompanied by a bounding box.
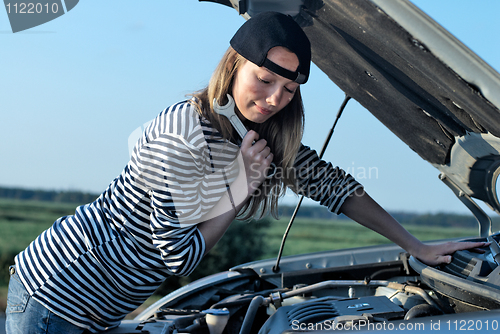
[201,0,500,229]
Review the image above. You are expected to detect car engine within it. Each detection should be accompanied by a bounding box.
[109,233,500,334]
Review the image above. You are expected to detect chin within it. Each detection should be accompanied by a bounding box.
[252,117,269,124]
[243,111,269,124]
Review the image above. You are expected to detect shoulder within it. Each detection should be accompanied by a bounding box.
[157,100,200,133]
[146,100,205,144]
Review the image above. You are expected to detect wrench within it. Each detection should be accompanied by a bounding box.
[213,94,276,178]
[213,94,249,142]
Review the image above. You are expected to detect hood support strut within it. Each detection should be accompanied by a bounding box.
[439,173,492,237]
[272,94,351,273]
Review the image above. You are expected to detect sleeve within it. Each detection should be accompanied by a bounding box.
[149,224,205,276]
[130,102,239,275]
[292,144,364,215]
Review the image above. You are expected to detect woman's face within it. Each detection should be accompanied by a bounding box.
[232,46,300,124]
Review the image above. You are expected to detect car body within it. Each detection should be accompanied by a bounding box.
[107,0,500,333]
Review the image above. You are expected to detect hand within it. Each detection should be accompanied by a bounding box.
[413,241,490,266]
[240,130,273,194]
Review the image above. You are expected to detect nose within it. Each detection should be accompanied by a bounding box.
[266,86,283,107]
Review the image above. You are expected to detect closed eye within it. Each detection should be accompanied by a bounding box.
[259,75,296,94]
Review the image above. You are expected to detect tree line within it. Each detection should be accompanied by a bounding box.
[0,186,98,204]
[278,202,497,229]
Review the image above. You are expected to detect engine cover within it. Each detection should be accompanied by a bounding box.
[259,296,404,334]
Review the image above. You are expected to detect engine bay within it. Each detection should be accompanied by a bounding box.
[111,233,500,334]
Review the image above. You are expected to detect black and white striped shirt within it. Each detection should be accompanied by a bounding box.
[15,100,362,332]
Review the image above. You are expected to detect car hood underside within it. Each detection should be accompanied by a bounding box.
[201,0,500,216]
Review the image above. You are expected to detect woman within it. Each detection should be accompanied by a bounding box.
[5,11,487,334]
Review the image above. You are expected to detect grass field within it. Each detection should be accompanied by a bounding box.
[0,198,77,254]
[259,216,480,260]
[0,197,481,259]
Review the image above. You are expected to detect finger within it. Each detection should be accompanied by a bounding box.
[263,152,273,166]
[253,151,272,169]
[420,254,452,266]
[260,145,272,157]
[252,138,268,151]
[247,140,270,161]
[241,130,259,148]
[438,255,452,264]
[455,241,490,251]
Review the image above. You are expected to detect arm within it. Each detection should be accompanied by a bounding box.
[197,180,248,254]
[134,103,246,275]
[340,191,488,266]
[198,130,272,254]
[292,145,487,266]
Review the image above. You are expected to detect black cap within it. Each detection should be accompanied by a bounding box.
[230,12,311,84]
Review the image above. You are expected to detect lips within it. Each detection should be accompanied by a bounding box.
[255,104,273,116]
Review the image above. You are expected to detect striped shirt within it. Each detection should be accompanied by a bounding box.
[15,100,362,332]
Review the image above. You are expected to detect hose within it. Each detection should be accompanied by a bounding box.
[239,295,264,334]
[404,304,442,320]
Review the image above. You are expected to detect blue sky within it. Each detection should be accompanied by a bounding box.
[2,0,500,215]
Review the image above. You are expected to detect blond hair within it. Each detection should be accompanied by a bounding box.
[191,46,304,220]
